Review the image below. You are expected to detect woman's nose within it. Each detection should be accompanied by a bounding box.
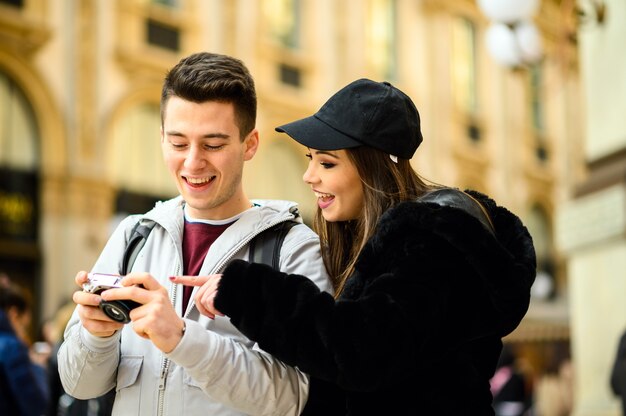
[302,164,317,184]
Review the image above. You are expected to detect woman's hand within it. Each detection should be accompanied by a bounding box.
[169,275,225,319]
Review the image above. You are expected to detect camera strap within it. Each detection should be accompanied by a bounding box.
[120,219,157,275]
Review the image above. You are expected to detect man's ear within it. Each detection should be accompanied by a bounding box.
[243,129,259,161]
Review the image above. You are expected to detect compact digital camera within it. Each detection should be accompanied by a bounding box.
[83,273,139,324]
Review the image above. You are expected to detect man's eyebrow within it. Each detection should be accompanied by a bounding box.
[165,131,230,139]
[202,133,230,139]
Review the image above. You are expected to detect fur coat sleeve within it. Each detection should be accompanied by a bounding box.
[215,190,536,392]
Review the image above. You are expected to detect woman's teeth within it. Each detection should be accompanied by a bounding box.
[315,191,334,200]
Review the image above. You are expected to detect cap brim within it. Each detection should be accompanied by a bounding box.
[275,115,362,151]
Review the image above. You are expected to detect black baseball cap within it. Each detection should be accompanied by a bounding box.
[275,78,423,159]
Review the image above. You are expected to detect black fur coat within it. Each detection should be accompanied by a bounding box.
[215,189,536,415]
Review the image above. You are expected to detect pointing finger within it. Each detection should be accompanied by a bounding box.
[169,275,211,287]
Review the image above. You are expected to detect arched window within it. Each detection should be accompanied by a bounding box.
[367,0,397,80]
[108,102,176,216]
[0,71,38,170]
[264,0,301,49]
[0,71,39,241]
[246,139,314,224]
[0,70,41,328]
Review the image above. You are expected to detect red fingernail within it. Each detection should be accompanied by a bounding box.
[169,276,176,281]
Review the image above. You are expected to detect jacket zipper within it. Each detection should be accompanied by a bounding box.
[157,264,179,416]
[157,357,171,415]
[156,211,295,414]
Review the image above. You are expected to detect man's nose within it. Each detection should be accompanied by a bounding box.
[184,145,206,169]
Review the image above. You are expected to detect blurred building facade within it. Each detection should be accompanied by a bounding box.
[0,0,612,413]
[554,0,626,415]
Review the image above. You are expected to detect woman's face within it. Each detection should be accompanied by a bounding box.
[302,148,364,222]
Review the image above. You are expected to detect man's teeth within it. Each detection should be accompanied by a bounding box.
[187,177,211,184]
[315,192,333,199]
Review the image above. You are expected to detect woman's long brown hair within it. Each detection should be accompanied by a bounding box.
[313,146,433,297]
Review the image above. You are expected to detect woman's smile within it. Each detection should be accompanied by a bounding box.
[314,191,336,209]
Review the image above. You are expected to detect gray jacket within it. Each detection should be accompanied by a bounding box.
[58,196,331,416]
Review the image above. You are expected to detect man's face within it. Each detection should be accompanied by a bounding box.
[161,97,258,220]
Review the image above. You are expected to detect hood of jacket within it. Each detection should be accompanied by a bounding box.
[352,189,536,338]
[140,196,302,238]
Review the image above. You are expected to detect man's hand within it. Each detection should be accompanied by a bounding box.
[100,273,185,354]
[169,275,224,320]
[73,271,124,338]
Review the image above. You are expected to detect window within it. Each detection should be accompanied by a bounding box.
[0,72,38,170]
[108,103,176,199]
[264,0,301,49]
[0,71,39,242]
[146,19,180,51]
[279,64,301,87]
[263,0,303,87]
[0,0,24,7]
[150,0,179,7]
[367,0,397,80]
[452,17,478,114]
[526,204,556,300]
[530,64,548,162]
[452,16,480,141]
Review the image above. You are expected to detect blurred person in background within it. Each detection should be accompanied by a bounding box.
[45,299,114,416]
[491,344,533,416]
[531,342,573,416]
[0,273,49,416]
[611,329,626,415]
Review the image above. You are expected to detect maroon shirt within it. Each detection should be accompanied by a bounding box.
[182,220,234,312]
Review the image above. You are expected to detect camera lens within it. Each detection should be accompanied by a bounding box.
[100,301,131,323]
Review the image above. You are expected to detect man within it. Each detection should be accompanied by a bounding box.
[58,52,330,415]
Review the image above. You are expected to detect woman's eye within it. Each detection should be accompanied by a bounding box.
[305,152,334,168]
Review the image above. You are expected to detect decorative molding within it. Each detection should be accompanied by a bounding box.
[77,0,98,160]
[0,3,51,54]
[114,45,178,80]
[42,175,115,219]
[113,0,190,78]
[556,184,626,253]
[575,146,626,197]
[421,0,483,19]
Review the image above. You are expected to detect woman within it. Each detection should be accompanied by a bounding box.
[172,79,536,415]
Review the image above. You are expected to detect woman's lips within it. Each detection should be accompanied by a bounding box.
[315,191,335,209]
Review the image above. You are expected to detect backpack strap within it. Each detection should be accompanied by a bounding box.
[120,219,157,275]
[120,217,298,274]
[248,221,298,269]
